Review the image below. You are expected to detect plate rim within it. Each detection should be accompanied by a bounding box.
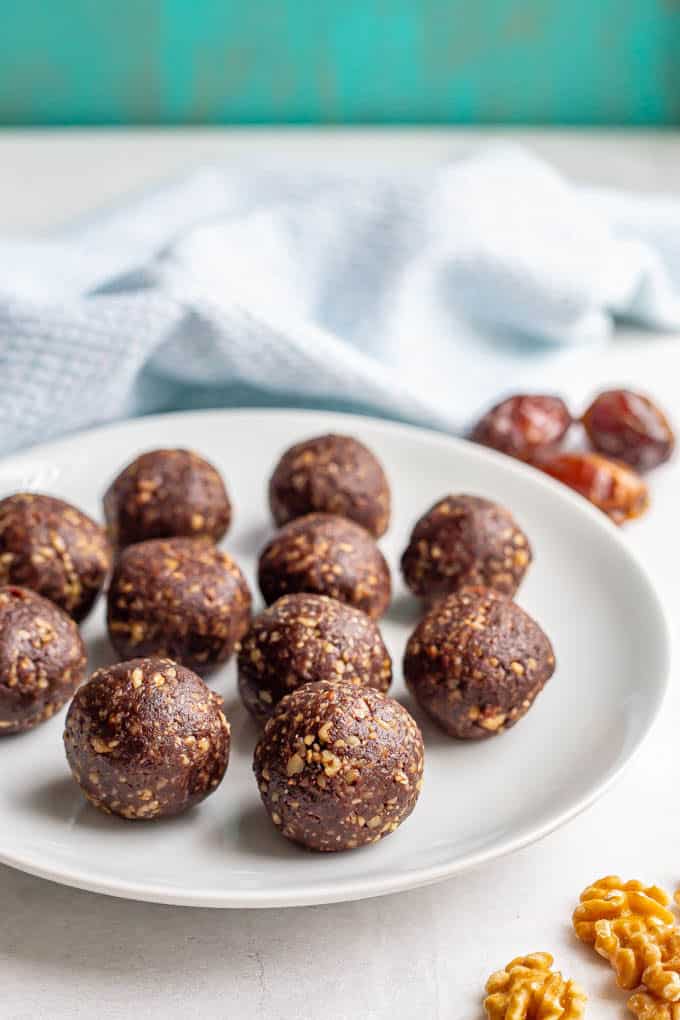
[0,406,671,908]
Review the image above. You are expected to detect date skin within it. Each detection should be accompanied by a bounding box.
[471,395,572,461]
[582,390,674,472]
[535,451,650,526]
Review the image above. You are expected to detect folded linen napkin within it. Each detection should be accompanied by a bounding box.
[2,144,679,456]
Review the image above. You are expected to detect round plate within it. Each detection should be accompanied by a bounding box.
[0,409,669,908]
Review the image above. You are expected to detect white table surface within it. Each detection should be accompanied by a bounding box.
[1,128,680,1020]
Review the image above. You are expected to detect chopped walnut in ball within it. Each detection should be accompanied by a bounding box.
[484,953,587,1020]
[573,876,674,944]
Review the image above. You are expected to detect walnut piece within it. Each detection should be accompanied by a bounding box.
[597,923,680,1000]
[639,929,680,1002]
[594,918,666,989]
[629,991,680,1020]
[573,876,674,944]
[484,952,587,1020]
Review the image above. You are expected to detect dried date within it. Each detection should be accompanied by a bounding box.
[471,395,572,461]
[582,390,674,472]
[536,451,650,525]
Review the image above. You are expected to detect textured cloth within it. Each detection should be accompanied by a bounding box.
[2,144,680,455]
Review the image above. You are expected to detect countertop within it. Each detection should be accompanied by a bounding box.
[1,128,679,1020]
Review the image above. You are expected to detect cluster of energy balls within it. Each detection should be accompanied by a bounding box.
[10,401,652,852]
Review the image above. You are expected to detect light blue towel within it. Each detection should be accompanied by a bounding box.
[2,144,679,455]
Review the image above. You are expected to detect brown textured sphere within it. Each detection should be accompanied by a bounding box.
[0,586,87,735]
[104,448,231,548]
[64,657,230,820]
[258,514,391,620]
[403,587,555,739]
[238,594,392,723]
[254,680,424,851]
[107,537,251,672]
[401,494,531,603]
[0,493,111,622]
[269,433,391,537]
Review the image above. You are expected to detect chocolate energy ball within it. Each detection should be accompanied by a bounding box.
[254,680,424,851]
[107,537,251,672]
[0,586,86,735]
[401,494,531,603]
[64,657,230,820]
[238,593,392,723]
[0,493,111,622]
[269,433,391,538]
[258,513,391,620]
[403,587,555,739]
[104,448,231,548]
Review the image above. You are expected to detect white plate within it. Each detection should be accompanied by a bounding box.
[0,409,669,908]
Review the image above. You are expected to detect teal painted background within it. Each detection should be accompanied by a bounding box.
[1,1,680,126]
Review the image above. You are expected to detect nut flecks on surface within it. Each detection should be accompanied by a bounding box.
[401,494,532,603]
[403,586,554,739]
[0,586,86,734]
[253,680,424,852]
[484,953,587,1020]
[0,493,111,622]
[63,657,230,820]
[258,513,391,620]
[107,536,251,673]
[238,593,392,723]
[104,448,231,548]
[269,433,391,537]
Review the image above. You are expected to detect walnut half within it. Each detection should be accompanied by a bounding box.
[573,876,674,944]
[594,918,676,990]
[629,991,680,1020]
[484,952,587,1020]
